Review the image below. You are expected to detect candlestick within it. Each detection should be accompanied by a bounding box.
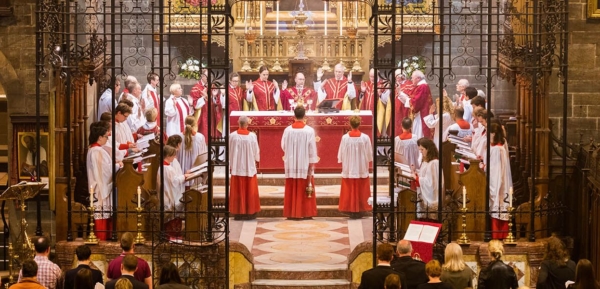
[85,205,99,245]
[260,2,263,36]
[90,186,94,208]
[134,207,146,244]
[457,207,470,245]
[462,186,466,208]
[244,2,248,33]
[509,186,513,208]
[339,2,343,36]
[324,2,327,36]
[137,186,141,208]
[276,1,279,36]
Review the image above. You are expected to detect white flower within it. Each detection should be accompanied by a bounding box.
[182,64,188,70]
[193,65,199,71]
[186,59,192,65]
[412,56,419,61]
[403,62,408,68]
[193,60,200,64]
[412,62,419,68]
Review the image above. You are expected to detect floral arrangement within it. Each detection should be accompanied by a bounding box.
[185,0,218,7]
[178,57,202,80]
[398,56,426,77]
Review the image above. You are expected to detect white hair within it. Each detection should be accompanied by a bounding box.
[335,63,345,71]
[458,79,470,87]
[169,83,181,94]
[412,70,425,80]
[238,115,249,127]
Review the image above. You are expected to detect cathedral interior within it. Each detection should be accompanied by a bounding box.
[0,0,598,288]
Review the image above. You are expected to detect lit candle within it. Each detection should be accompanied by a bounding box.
[339,2,343,36]
[260,2,263,36]
[324,2,327,36]
[244,2,248,33]
[137,186,141,208]
[509,186,513,207]
[90,186,94,208]
[276,1,279,36]
[462,186,466,208]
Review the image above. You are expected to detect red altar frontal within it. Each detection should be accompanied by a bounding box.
[230,110,373,173]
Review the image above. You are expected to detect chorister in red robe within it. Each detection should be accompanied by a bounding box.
[280,86,317,111]
[281,120,319,219]
[229,128,261,218]
[338,128,373,217]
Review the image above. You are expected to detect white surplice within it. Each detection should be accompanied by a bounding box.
[177,132,207,185]
[87,146,120,219]
[417,159,443,219]
[281,125,319,178]
[142,84,159,111]
[446,122,474,140]
[97,88,117,121]
[394,134,420,168]
[230,131,260,177]
[103,136,127,161]
[471,126,488,163]
[157,158,185,219]
[115,121,134,146]
[423,112,454,148]
[463,99,473,123]
[338,133,373,178]
[489,145,511,221]
[164,95,193,136]
[125,93,145,132]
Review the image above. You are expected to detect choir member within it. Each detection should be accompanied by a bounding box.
[142,72,161,125]
[97,79,120,121]
[423,93,454,149]
[280,72,317,111]
[167,134,183,152]
[412,138,443,220]
[394,118,420,168]
[87,122,123,240]
[245,66,281,111]
[462,86,477,123]
[164,83,193,137]
[228,72,247,111]
[229,116,261,220]
[471,108,490,164]
[118,75,138,101]
[114,103,139,155]
[136,108,167,143]
[445,107,473,139]
[98,115,127,161]
[488,123,512,239]
[281,106,318,219]
[399,70,433,139]
[157,145,191,240]
[177,116,207,187]
[454,79,469,105]
[124,82,146,132]
[338,116,373,219]
[313,63,357,110]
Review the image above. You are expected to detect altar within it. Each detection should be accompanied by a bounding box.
[230,110,373,173]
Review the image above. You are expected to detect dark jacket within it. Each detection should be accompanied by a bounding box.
[478,259,519,289]
[64,264,104,289]
[358,265,407,289]
[156,283,191,289]
[391,256,430,289]
[105,275,149,289]
[537,260,576,289]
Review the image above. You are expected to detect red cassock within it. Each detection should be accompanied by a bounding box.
[284,177,317,218]
[410,82,433,138]
[191,83,223,143]
[394,80,414,134]
[280,87,317,111]
[253,79,277,111]
[321,77,350,108]
[228,85,246,112]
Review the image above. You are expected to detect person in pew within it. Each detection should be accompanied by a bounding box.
[385,274,401,289]
[167,135,183,152]
[440,243,474,289]
[98,78,121,121]
[567,259,599,289]
[156,262,189,289]
[338,115,373,219]
[391,240,429,289]
[395,118,420,168]
[106,255,149,289]
[107,232,152,288]
[64,245,104,289]
[281,106,318,220]
[470,108,491,165]
[423,92,454,149]
[87,122,123,240]
[466,96,486,138]
[358,243,407,289]
[445,107,473,140]
[417,260,454,289]
[488,123,512,239]
[412,138,443,220]
[158,145,192,241]
[245,65,281,111]
[11,260,46,289]
[124,82,146,132]
[229,116,261,220]
[477,240,518,289]
[177,115,208,188]
[136,108,168,143]
[313,63,356,110]
[97,116,128,161]
[461,87,477,123]
[537,236,576,289]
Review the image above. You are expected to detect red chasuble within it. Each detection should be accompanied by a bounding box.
[359,81,375,111]
[394,80,414,135]
[228,85,245,112]
[410,83,433,138]
[253,79,277,111]
[321,77,351,109]
[280,87,317,111]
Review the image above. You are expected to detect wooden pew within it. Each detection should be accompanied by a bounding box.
[183,153,210,242]
[115,159,145,234]
[457,159,486,241]
[142,139,161,192]
[441,141,462,194]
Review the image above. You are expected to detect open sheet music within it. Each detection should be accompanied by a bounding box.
[403,223,440,244]
[394,162,414,179]
[136,134,155,149]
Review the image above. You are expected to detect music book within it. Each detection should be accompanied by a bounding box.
[186,167,208,180]
[188,162,208,173]
[404,223,441,244]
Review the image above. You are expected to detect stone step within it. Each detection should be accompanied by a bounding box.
[251,279,350,289]
[257,205,348,218]
[254,268,349,280]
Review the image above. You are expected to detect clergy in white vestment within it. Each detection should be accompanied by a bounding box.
[412,138,443,220]
[97,79,120,121]
[445,107,473,140]
[142,73,161,125]
[423,93,454,149]
[488,123,512,239]
[177,115,208,187]
[398,70,433,139]
[124,82,146,132]
[281,106,319,219]
[87,122,123,241]
[113,103,139,155]
[229,116,261,219]
[157,145,191,240]
[164,83,193,137]
[338,116,373,218]
[394,118,420,169]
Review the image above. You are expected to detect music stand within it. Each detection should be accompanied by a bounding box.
[0,181,47,285]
